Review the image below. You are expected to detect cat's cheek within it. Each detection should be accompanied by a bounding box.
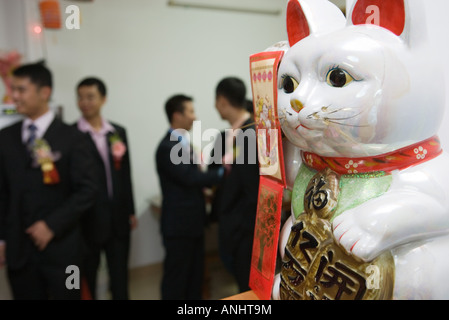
[283,127,308,150]
[286,113,301,128]
[323,126,342,140]
[297,127,323,144]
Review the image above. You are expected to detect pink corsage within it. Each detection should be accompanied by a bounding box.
[109,133,126,170]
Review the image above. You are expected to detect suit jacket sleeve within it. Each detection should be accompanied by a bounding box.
[44,130,98,238]
[235,126,259,201]
[208,131,225,170]
[217,125,260,230]
[119,127,135,216]
[156,140,222,188]
[0,132,8,241]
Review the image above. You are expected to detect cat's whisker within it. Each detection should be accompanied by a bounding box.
[321,106,354,115]
[324,114,364,121]
[239,114,286,129]
[325,120,371,128]
[325,121,372,157]
[308,106,369,126]
[307,112,321,120]
[277,113,287,120]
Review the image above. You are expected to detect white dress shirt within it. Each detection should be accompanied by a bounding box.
[77,117,115,198]
[22,109,55,144]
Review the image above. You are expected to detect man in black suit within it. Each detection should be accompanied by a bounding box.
[156,94,224,300]
[210,77,259,293]
[0,63,97,299]
[75,77,136,300]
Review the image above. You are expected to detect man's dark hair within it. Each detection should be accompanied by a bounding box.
[77,77,107,97]
[216,77,246,109]
[12,62,52,89]
[165,94,193,123]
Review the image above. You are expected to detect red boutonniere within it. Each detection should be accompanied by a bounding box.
[31,139,61,185]
[109,133,126,170]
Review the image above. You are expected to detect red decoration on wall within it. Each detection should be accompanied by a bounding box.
[352,0,406,36]
[39,0,62,29]
[0,50,22,104]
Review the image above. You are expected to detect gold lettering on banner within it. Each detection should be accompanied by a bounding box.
[280,168,394,300]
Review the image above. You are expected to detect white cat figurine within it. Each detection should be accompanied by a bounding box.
[273,0,449,300]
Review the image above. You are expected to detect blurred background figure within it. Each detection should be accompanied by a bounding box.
[0,63,97,299]
[210,77,259,293]
[75,77,136,300]
[156,94,224,299]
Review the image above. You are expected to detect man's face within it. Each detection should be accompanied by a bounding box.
[77,85,106,119]
[215,95,228,120]
[178,101,196,131]
[11,76,50,119]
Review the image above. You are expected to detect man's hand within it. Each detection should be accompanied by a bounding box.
[0,242,6,269]
[26,221,54,251]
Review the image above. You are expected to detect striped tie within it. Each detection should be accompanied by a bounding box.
[27,123,38,150]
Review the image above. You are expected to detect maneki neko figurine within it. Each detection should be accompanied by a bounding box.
[272,0,449,300]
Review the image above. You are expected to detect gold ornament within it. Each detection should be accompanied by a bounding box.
[280,168,394,300]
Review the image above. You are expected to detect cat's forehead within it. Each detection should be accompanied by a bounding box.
[281,26,403,70]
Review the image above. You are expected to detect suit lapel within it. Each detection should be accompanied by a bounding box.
[106,128,120,199]
[106,130,115,170]
[11,121,31,166]
[85,132,104,164]
[42,118,62,144]
[77,122,114,167]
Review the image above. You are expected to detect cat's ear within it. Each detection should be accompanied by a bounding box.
[347,0,427,46]
[287,0,310,47]
[349,0,405,36]
[287,0,346,47]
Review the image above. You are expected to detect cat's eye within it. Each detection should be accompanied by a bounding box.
[326,68,354,88]
[281,75,299,94]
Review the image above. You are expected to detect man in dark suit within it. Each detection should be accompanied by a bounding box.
[75,77,136,300]
[0,63,97,299]
[210,77,259,293]
[156,94,224,300]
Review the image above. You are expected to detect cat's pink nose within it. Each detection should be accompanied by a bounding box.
[290,99,304,113]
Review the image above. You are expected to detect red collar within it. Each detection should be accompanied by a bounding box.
[301,136,442,175]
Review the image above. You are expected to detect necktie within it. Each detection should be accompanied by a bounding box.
[27,123,38,150]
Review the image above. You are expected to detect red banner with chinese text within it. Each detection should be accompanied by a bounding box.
[249,50,286,300]
[249,176,284,300]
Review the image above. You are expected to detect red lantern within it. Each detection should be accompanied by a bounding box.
[39,0,62,29]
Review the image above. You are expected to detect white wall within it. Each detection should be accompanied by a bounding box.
[426,0,449,150]
[0,0,27,54]
[0,0,25,100]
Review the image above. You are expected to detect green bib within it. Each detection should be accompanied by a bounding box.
[291,165,393,222]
